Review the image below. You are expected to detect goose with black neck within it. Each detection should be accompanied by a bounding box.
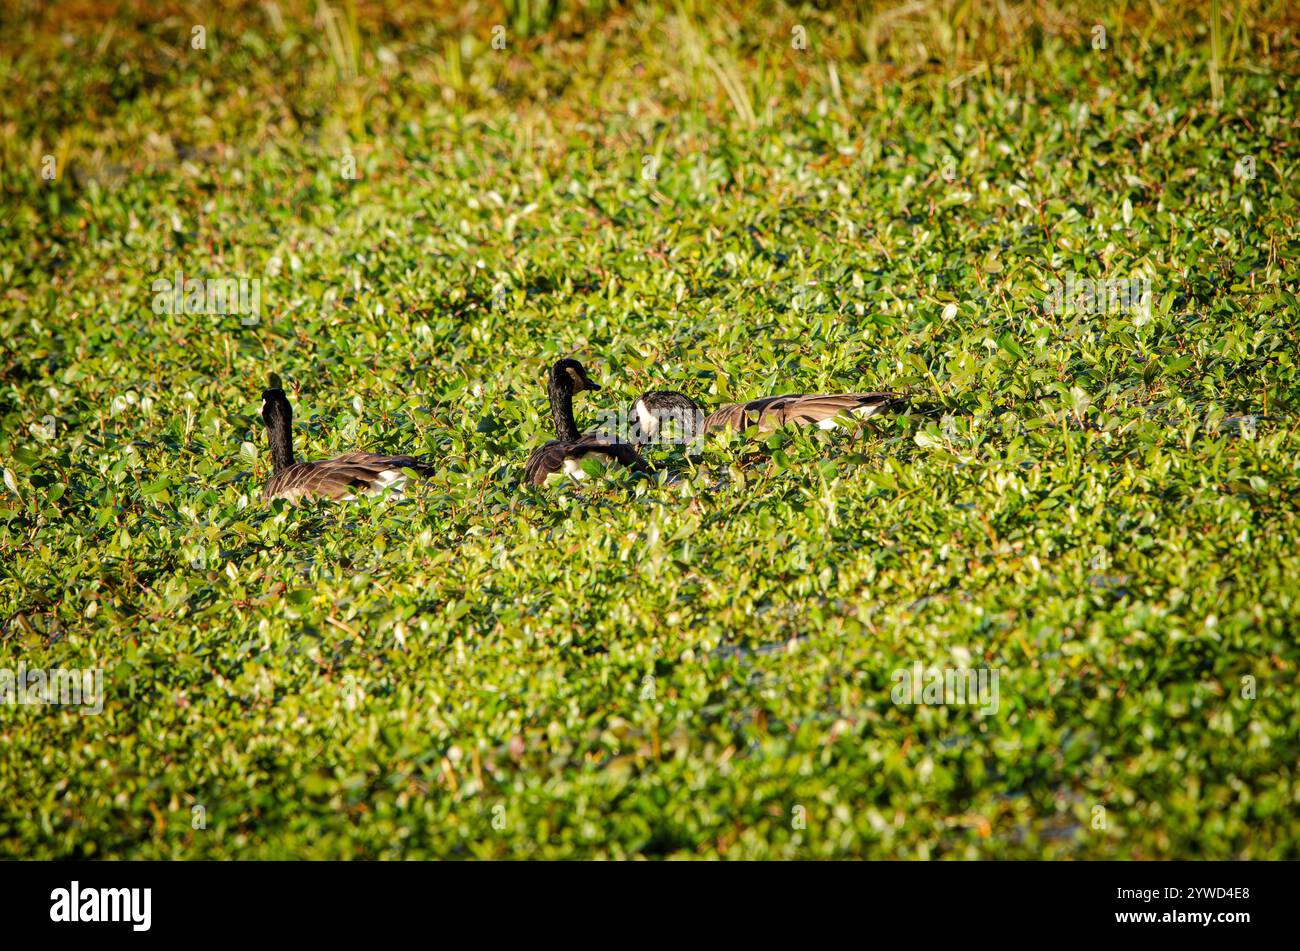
[524,359,650,486]
[260,383,431,502]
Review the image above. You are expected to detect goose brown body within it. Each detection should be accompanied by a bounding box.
[262,451,431,502]
[632,389,903,442]
[524,435,648,486]
[703,392,901,433]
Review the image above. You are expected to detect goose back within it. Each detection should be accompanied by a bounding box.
[263,452,432,502]
[703,392,900,434]
[524,435,649,486]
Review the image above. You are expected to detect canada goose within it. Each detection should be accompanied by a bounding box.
[260,387,431,502]
[631,389,903,443]
[524,359,650,486]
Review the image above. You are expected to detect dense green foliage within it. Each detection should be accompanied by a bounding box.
[1,0,1297,858]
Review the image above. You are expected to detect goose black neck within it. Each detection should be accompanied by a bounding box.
[547,371,580,441]
[265,402,295,472]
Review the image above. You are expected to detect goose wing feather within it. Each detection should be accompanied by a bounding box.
[524,434,649,486]
[264,453,432,502]
[332,451,433,474]
[704,392,901,433]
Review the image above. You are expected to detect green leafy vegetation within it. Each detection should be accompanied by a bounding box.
[1,0,1297,858]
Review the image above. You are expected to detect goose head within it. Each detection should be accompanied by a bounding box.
[544,359,601,442]
[261,386,293,428]
[631,390,703,445]
[549,358,601,397]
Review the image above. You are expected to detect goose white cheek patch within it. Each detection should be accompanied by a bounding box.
[635,401,657,437]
